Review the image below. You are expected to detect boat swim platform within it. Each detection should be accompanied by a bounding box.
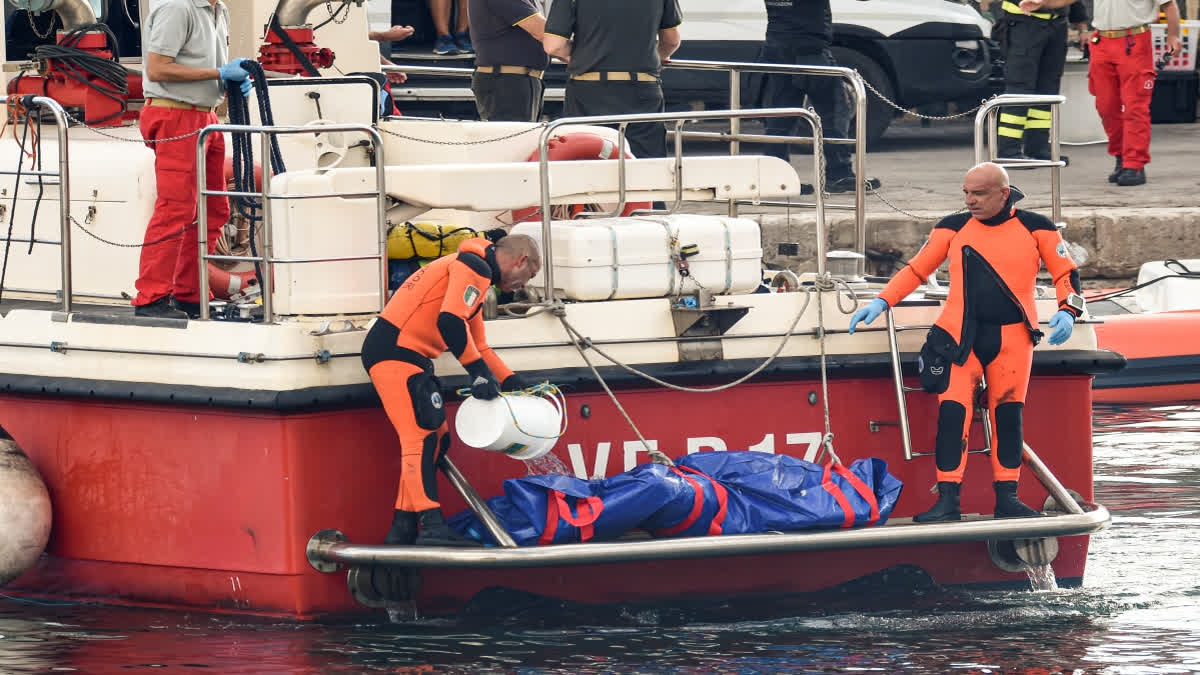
[306,503,1110,571]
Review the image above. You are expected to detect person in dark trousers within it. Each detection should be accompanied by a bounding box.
[1020,0,1181,186]
[849,162,1086,522]
[362,235,539,547]
[759,0,879,194]
[135,0,250,319]
[994,0,1089,164]
[469,0,549,121]
[543,0,682,161]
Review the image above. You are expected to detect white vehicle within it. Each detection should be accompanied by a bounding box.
[386,0,997,144]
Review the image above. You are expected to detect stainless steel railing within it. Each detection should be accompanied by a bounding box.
[533,107,826,302]
[195,123,388,323]
[0,96,74,313]
[385,58,871,271]
[974,94,1066,226]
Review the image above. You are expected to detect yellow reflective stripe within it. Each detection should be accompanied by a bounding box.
[999,113,1027,125]
[997,127,1025,138]
[1026,108,1053,119]
[1025,119,1052,129]
[1001,0,1056,20]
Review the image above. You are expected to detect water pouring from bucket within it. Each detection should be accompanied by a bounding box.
[454,383,567,462]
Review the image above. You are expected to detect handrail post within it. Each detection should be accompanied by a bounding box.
[812,112,827,277]
[849,71,867,276]
[371,127,388,311]
[728,67,741,218]
[439,455,518,548]
[885,308,914,460]
[197,128,212,320]
[1050,103,1062,226]
[259,130,275,324]
[1023,442,1085,515]
[36,98,74,314]
[537,122,556,301]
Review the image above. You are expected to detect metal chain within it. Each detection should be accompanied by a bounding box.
[377,123,548,145]
[28,10,57,40]
[61,110,202,143]
[71,216,187,248]
[859,74,994,121]
[864,183,961,221]
[325,0,349,24]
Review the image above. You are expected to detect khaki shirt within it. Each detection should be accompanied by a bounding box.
[1092,0,1170,31]
[142,0,230,107]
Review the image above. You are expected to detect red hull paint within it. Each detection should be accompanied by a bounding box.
[2,375,1095,618]
[1093,310,1200,403]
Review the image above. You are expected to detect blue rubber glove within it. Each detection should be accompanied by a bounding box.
[218,58,250,83]
[848,297,888,335]
[1048,310,1075,345]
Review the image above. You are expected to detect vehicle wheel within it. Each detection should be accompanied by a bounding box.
[830,46,896,149]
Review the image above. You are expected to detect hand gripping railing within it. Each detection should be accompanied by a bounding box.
[533,107,827,302]
[195,123,387,323]
[0,96,74,313]
[974,94,1066,226]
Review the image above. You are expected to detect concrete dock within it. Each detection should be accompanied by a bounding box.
[725,119,1200,281]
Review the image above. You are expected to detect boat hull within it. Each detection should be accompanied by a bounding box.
[1093,310,1200,403]
[2,371,1096,618]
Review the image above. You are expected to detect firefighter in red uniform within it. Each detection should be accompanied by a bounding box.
[135,0,252,319]
[362,234,541,546]
[849,162,1086,522]
[1019,0,1181,185]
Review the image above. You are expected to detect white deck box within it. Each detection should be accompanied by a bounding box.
[511,215,763,301]
[1135,259,1200,313]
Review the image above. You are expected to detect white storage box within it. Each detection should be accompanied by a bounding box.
[1135,259,1200,313]
[511,215,763,301]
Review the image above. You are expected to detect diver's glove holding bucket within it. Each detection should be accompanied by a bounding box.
[455,384,566,460]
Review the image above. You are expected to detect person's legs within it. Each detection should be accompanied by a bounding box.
[472,72,541,122]
[806,48,853,180]
[369,359,475,545]
[1023,20,1067,159]
[428,0,450,36]
[1088,36,1126,164]
[759,43,803,162]
[624,81,667,160]
[998,19,1041,158]
[1114,31,1155,172]
[914,350,983,522]
[133,107,201,316]
[173,113,229,305]
[982,322,1038,517]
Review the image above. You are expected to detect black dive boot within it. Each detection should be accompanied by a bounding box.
[913,481,962,523]
[383,510,419,545]
[993,481,1043,519]
[414,508,481,547]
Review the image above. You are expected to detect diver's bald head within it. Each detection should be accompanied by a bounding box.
[962,162,1011,221]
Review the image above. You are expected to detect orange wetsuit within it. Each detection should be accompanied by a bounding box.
[361,238,514,513]
[878,203,1081,484]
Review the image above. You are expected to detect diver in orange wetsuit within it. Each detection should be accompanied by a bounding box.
[849,162,1086,521]
[362,234,541,546]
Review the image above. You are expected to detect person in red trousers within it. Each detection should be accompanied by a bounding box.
[1018,0,1181,186]
[135,0,251,319]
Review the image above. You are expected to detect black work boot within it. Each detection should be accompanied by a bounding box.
[414,508,481,547]
[993,481,1043,519]
[172,298,203,320]
[1115,168,1146,186]
[1108,156,1123,183]
[134,296,188,319]
[914,481,962,523]
[383,510,419,546]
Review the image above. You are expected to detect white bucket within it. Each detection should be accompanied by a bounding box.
[455,393,564,460]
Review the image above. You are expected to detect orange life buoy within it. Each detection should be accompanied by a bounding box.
[208,262,258,300]
[510,133,653,224]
